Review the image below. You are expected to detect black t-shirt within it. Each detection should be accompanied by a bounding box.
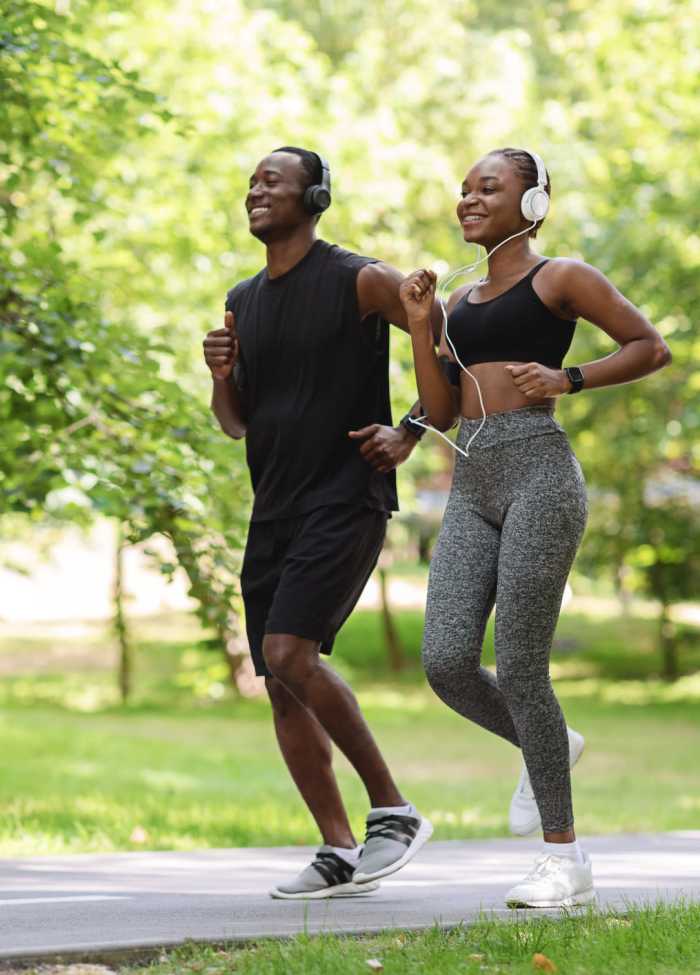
[226,239,398,522]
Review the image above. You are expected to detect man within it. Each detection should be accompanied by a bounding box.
[203,147,436,899]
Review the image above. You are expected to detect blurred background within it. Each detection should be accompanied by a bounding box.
[1,0,698,855]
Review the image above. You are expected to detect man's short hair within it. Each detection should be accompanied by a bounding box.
[273,146,323,191]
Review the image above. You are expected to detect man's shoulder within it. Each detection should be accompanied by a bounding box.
[225,269,265,310]
[318,240,379,274]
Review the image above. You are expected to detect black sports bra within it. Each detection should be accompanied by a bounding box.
[446,260,576,369]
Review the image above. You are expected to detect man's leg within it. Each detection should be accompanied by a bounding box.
[264,634,405,811]
[265,674,357,848]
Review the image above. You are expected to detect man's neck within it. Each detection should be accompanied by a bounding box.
[265,227,318,279]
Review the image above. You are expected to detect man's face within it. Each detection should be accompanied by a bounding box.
[245,152,310,242]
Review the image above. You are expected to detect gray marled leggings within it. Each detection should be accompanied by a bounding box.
[423,406,587,832]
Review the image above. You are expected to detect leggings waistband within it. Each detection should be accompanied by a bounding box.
[457,405,565,450]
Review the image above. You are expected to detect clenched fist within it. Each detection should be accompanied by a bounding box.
[203,310,238,381]
[505,362,571,398]
[399,268,437,330]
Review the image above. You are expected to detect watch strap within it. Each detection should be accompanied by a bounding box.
[400,412,427,440]
[564,366,585,394]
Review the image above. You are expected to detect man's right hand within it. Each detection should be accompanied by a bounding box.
[203,310,238,380]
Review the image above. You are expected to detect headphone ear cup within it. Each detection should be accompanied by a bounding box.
[521,187,550,222]
[303,185,331,215]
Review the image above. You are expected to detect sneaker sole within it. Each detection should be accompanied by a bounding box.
[353,817,434,885]
[506,887,596,909]
[509,734,586,837]
[269,880,380,900]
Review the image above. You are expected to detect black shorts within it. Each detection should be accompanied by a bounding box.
[241,504,388,677]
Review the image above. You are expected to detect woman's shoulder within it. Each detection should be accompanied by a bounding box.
[539,256,606,286]
[445,283,472,314]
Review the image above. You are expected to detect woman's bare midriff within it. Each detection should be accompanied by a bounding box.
[458,361,554,419]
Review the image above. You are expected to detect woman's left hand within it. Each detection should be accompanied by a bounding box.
[505,362,571,398]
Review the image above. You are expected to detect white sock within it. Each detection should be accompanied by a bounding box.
[329,844,362,865]
[543,840,584,864]
[370,803,413,816]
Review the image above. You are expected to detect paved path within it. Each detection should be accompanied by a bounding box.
[1,833,699,963]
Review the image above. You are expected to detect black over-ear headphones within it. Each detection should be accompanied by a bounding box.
[303,154,332,215]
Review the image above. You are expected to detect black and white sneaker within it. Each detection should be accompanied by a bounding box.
[353,804,433,884]
[269,846,380,899]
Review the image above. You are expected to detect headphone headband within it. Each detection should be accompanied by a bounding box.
[524,149,548,190]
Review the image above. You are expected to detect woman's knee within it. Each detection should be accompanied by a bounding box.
[422,643,477,698]
[496,659,552,710]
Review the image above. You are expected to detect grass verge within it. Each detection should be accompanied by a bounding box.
[127,902,700,975]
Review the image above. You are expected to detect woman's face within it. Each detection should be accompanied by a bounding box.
[456,154,526,246]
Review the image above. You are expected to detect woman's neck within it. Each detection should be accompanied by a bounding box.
[483,237,539,283]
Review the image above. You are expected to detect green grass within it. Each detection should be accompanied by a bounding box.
[111,902,700,975]
[0,603,697,855]
[0,686,697,855]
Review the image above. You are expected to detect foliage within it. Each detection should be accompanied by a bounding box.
[1,0,698,678]
[1,1,249,680]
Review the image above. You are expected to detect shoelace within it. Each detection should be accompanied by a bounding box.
[310,851,354,885]
[365,814,418,845]
[523,855,566,881]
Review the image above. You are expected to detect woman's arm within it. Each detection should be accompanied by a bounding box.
[399,270,462,431]
[506,260,671,399]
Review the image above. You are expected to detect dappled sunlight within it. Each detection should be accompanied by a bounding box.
[427,808,494,828]
[557,674,700,705]
[139,769,199,792]
[356,688,429,712]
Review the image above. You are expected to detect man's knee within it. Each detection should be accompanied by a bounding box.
[262,634,319,686]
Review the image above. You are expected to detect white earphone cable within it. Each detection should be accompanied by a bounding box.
[414,221,537,457]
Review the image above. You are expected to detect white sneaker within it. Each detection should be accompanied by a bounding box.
[505,852,595,908]
[509,728,585,836]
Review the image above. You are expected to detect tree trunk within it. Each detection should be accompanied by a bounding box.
[659,603,679,682]
[165,519,246,694]
[377,566,405,671]
[114,521,132,703]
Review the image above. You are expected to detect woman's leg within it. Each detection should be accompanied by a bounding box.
[494,441,587,836]
[422,494,519,746]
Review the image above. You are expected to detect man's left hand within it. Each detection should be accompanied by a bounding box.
[348,424,417,472]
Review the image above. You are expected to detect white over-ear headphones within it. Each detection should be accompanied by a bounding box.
[520,149,550,222]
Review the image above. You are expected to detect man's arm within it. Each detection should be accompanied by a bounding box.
[357,261,443,344]
[203,310,247,440]
[348,262,442,470]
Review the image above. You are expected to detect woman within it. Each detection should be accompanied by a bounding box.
[399,148,670,908]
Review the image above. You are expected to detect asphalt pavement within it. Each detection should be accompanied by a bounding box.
[1,832,698,964]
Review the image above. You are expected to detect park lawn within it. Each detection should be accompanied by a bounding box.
[0,603,697,855]
[0,687,697,856]
[125,902,699,975]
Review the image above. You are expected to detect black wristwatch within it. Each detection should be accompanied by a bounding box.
[564,366,585,394]
[400,412,426,440]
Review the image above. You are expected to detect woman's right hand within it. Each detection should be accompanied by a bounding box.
[203,310,238,381]
[399,269,437,330]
